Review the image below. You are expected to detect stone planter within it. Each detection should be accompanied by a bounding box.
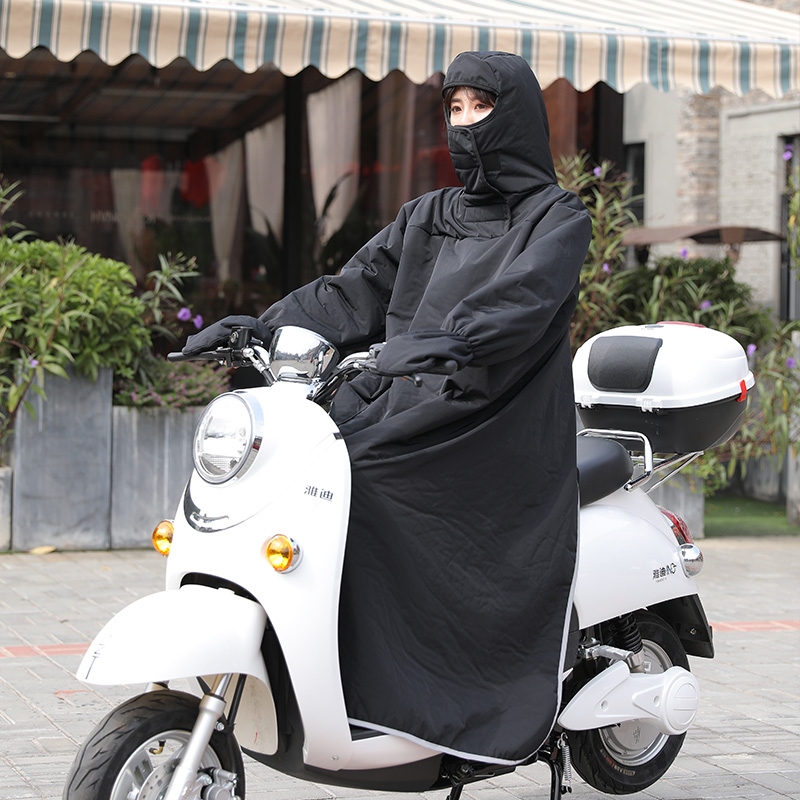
[0,465,11,551]
[742,454,786,504]
[110,405,204,549]
[9,367,113,551]
[647,474,705,539]
[787,449,800,527]
[5,364,207,551]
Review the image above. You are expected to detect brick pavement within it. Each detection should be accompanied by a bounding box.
[0,536,798,800]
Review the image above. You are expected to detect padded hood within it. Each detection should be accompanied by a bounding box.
[443,51,556,203]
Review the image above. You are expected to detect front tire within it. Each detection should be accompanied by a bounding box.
[63,689,245,799]
[569,611,691,794]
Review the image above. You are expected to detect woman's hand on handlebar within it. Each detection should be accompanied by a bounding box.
[368,331,472,378]
[180,315,272,357]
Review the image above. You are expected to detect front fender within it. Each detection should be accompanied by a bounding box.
[77,585,269,687]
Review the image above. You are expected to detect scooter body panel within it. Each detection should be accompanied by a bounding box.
[164,383,362,770]
[574,486,700,628]
[557,660,700,734]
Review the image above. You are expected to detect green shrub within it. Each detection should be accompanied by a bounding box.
[1,234,154,462]
[556,152,639,348]
[0,172,208,463]
[114,357,229,410]
[1,237,152,381]
[614,256,774,344]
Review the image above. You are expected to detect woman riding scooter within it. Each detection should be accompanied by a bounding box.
[183,50,592,765]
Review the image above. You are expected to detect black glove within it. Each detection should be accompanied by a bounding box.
[182,315,272,356]
[373,330,472,377]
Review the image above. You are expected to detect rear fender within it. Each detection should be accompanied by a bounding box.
[650,594,715,658]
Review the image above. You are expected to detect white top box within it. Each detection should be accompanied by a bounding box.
[573,322,755,412]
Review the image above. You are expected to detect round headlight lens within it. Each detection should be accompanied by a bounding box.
[193,394,259,484]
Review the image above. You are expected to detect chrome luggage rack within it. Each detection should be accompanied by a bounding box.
[577,428,703,492]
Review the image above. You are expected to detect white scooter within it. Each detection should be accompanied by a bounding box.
[64,322,753,800]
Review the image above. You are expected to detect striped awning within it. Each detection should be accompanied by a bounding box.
[1,0,798,96]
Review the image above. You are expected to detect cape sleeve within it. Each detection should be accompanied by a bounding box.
[442,196,591,365]
[260,202,414,348]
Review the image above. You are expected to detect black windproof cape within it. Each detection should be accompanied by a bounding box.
[261,52,592,764]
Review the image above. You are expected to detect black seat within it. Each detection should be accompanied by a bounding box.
[577,436,633,506]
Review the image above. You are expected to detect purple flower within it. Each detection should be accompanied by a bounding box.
[746,343,757,357]
[602,263,611,274]
[29,357,39,367]
[192,315,204,330]
[177,307,192,322]
[593,166,602,177]
[788,356,798,369]
[700,300,712,310]
[783,144,794,161]
[680,247,689,259]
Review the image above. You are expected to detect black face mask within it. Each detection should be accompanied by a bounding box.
[443,52,557,204]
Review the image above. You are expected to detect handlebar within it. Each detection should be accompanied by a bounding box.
[169,347,458,378]
[168,326,267,367]
[169,328,459,404]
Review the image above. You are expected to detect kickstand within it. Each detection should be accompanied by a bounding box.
[546,753,564,800]
[445,783,464,800]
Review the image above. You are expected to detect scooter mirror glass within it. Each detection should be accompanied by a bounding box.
[268,326,339,383]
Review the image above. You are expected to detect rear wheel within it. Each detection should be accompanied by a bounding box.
[569,611,690,794]
[63,689,245,799]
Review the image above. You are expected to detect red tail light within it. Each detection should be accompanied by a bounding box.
[659,507,694,544]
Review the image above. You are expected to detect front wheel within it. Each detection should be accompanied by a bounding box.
[568,611,691,794]
[63,689,245,800]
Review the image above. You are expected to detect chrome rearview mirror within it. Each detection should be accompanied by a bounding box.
[268,326,339,384]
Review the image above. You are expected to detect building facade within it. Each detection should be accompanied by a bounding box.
[622,0,800,319]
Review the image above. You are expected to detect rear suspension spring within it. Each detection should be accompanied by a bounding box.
[609,613,643,655]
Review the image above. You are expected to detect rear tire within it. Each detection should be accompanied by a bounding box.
[568,611,690,794]
[63,689,245,799]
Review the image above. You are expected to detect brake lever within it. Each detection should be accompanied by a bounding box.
[166,347,248,367]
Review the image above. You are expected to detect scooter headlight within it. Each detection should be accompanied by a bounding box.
[193,393,261,484]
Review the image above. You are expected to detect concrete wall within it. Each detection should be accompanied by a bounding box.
[788,450,800,526]
[110,406,202,549]
[9,368,113,550]
[623,85,681,227]
[0,466,11,551]
[6,370,202,551]
[648,475,705,539]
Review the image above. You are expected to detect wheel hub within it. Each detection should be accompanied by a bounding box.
[137,760,179,800]
[136,763,237,800]
[598,640,673,767]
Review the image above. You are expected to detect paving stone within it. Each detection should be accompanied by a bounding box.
[0,536,797,799]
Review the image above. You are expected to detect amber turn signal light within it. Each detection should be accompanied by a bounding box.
[152,520,174,556]
[265,535,301,573]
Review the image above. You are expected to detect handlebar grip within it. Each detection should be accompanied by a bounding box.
[435,359,459,376]
[167,349,223,363]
